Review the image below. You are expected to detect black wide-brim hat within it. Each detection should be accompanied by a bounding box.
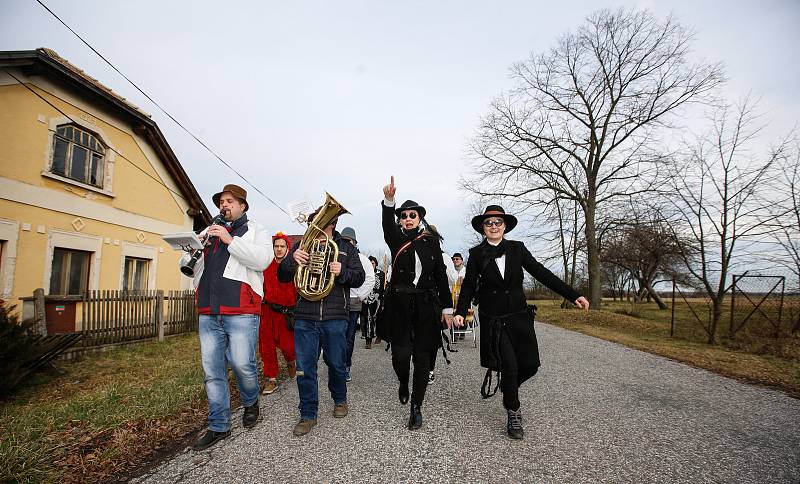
[471,205,518,234]
[394,199,426,219]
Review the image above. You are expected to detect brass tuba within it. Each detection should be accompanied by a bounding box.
[294,192,349,301]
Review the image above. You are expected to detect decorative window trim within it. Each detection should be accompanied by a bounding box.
[44,229,102,295]
[44,116,116,195]
[0,219,19,299]
[119,242,158,291]
[41,171,116,198]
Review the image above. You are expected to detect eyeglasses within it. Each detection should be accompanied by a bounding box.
[483,219,504,228]
[399,212,417,220]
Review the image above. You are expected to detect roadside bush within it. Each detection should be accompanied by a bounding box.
[0,304,42,396]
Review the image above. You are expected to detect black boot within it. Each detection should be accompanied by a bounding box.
[192,429,231,451]
[408,403,423,430]
[506,408,524,440]
[243,402,260,428]
[398,382,409,405]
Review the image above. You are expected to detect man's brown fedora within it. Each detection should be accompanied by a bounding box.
[212,184,248,212]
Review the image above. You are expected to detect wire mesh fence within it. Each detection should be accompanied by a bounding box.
[670,274,800,346]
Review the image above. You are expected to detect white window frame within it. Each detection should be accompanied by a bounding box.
[44,229,102,295]
[119,242,157,291]
[42,116,116,197]
[0,219,19,299]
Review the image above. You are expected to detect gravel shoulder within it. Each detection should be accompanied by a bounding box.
[135,322,800,483]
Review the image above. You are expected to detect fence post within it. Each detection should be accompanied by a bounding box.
[157,290,165,342]
[729,275,737,338]
[33,288,47,336]
[670,278,676,337]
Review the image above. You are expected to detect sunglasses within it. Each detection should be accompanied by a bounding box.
[399,212,418,220]
[483,219,505,228]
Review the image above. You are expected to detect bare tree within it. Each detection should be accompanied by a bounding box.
[770,141,800,291]
[601,209,683,309]
[664,99,788,343]
[464,8,724,308]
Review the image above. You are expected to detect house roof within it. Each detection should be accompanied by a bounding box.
[0,48,211,225]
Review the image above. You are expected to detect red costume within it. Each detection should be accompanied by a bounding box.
[259,233,297,379]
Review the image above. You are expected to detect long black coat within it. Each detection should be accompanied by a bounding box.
[455,239,580,370]
[376,202,452,351]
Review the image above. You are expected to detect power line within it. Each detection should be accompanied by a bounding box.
[5,69,191,205]
[33,0,293,219]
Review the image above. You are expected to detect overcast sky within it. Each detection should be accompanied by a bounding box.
[2,0,798,261]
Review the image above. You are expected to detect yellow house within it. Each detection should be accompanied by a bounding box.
[0,48,211,321]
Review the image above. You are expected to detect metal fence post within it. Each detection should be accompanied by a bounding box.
[729,275,737,339]
[670,278,676,337]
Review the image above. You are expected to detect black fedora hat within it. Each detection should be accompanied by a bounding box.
[471,205,518,234]
[394,200,426,219]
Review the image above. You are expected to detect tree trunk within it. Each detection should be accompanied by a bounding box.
[643,282,668,310]
[708,299,722,344]
[585,196,601,309]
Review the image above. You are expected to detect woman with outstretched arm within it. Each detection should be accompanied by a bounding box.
[453,205,589,440]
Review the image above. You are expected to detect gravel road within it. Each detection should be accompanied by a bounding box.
[135,322,800,483]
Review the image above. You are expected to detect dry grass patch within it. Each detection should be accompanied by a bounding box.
[0,335,208,483]
[534,300,800,397]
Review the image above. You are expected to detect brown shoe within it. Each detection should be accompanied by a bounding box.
[374,337,382,344]
[262,379,278,395]
[365,341,372,349]
[287,361,297,380]
[293,418,317,436]
[333,402,349,418]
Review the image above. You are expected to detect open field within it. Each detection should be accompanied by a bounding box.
[0,335,208,483]
[533,298,800,397]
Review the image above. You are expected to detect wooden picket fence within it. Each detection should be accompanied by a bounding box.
[81,290,197,347]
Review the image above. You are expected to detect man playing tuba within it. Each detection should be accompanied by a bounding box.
[278,198,365,436]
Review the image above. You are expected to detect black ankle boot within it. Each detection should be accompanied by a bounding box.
[408,403,423,430]
[506,408,524,440]
[398,382,409,405]
[243,402,260,429]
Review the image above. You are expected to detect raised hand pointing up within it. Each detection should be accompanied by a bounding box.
[383,175,396,202]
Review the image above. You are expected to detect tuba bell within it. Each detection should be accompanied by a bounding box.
[295,192,349,301]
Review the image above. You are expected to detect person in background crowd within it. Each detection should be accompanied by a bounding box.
[448,252,468,342]
[340,227,375,382]
[427,243,458,384]
[363,256,385,349]
[259,232,297,395]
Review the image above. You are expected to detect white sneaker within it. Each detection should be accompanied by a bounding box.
[428,371,435,384]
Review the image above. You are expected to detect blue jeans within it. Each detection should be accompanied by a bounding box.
[346,310,361,368]
[294,318,348,420]
[199,314,260,432]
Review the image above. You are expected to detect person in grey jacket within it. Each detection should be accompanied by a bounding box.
[340,227,375,382]
[278,211,365,436]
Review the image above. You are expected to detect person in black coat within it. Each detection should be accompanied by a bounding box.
[453,205,589,440]
[376,176,453,430]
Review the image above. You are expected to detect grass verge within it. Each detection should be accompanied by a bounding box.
[534,299,800,398]
[0,335,208,483]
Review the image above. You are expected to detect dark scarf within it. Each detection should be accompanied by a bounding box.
[400,226,423,241]
[482,238,508,260]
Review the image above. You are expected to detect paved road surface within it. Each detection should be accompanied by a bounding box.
[135,323,800,483]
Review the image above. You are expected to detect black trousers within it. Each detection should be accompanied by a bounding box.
[498,328,539,411]
[391,344,435,405]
